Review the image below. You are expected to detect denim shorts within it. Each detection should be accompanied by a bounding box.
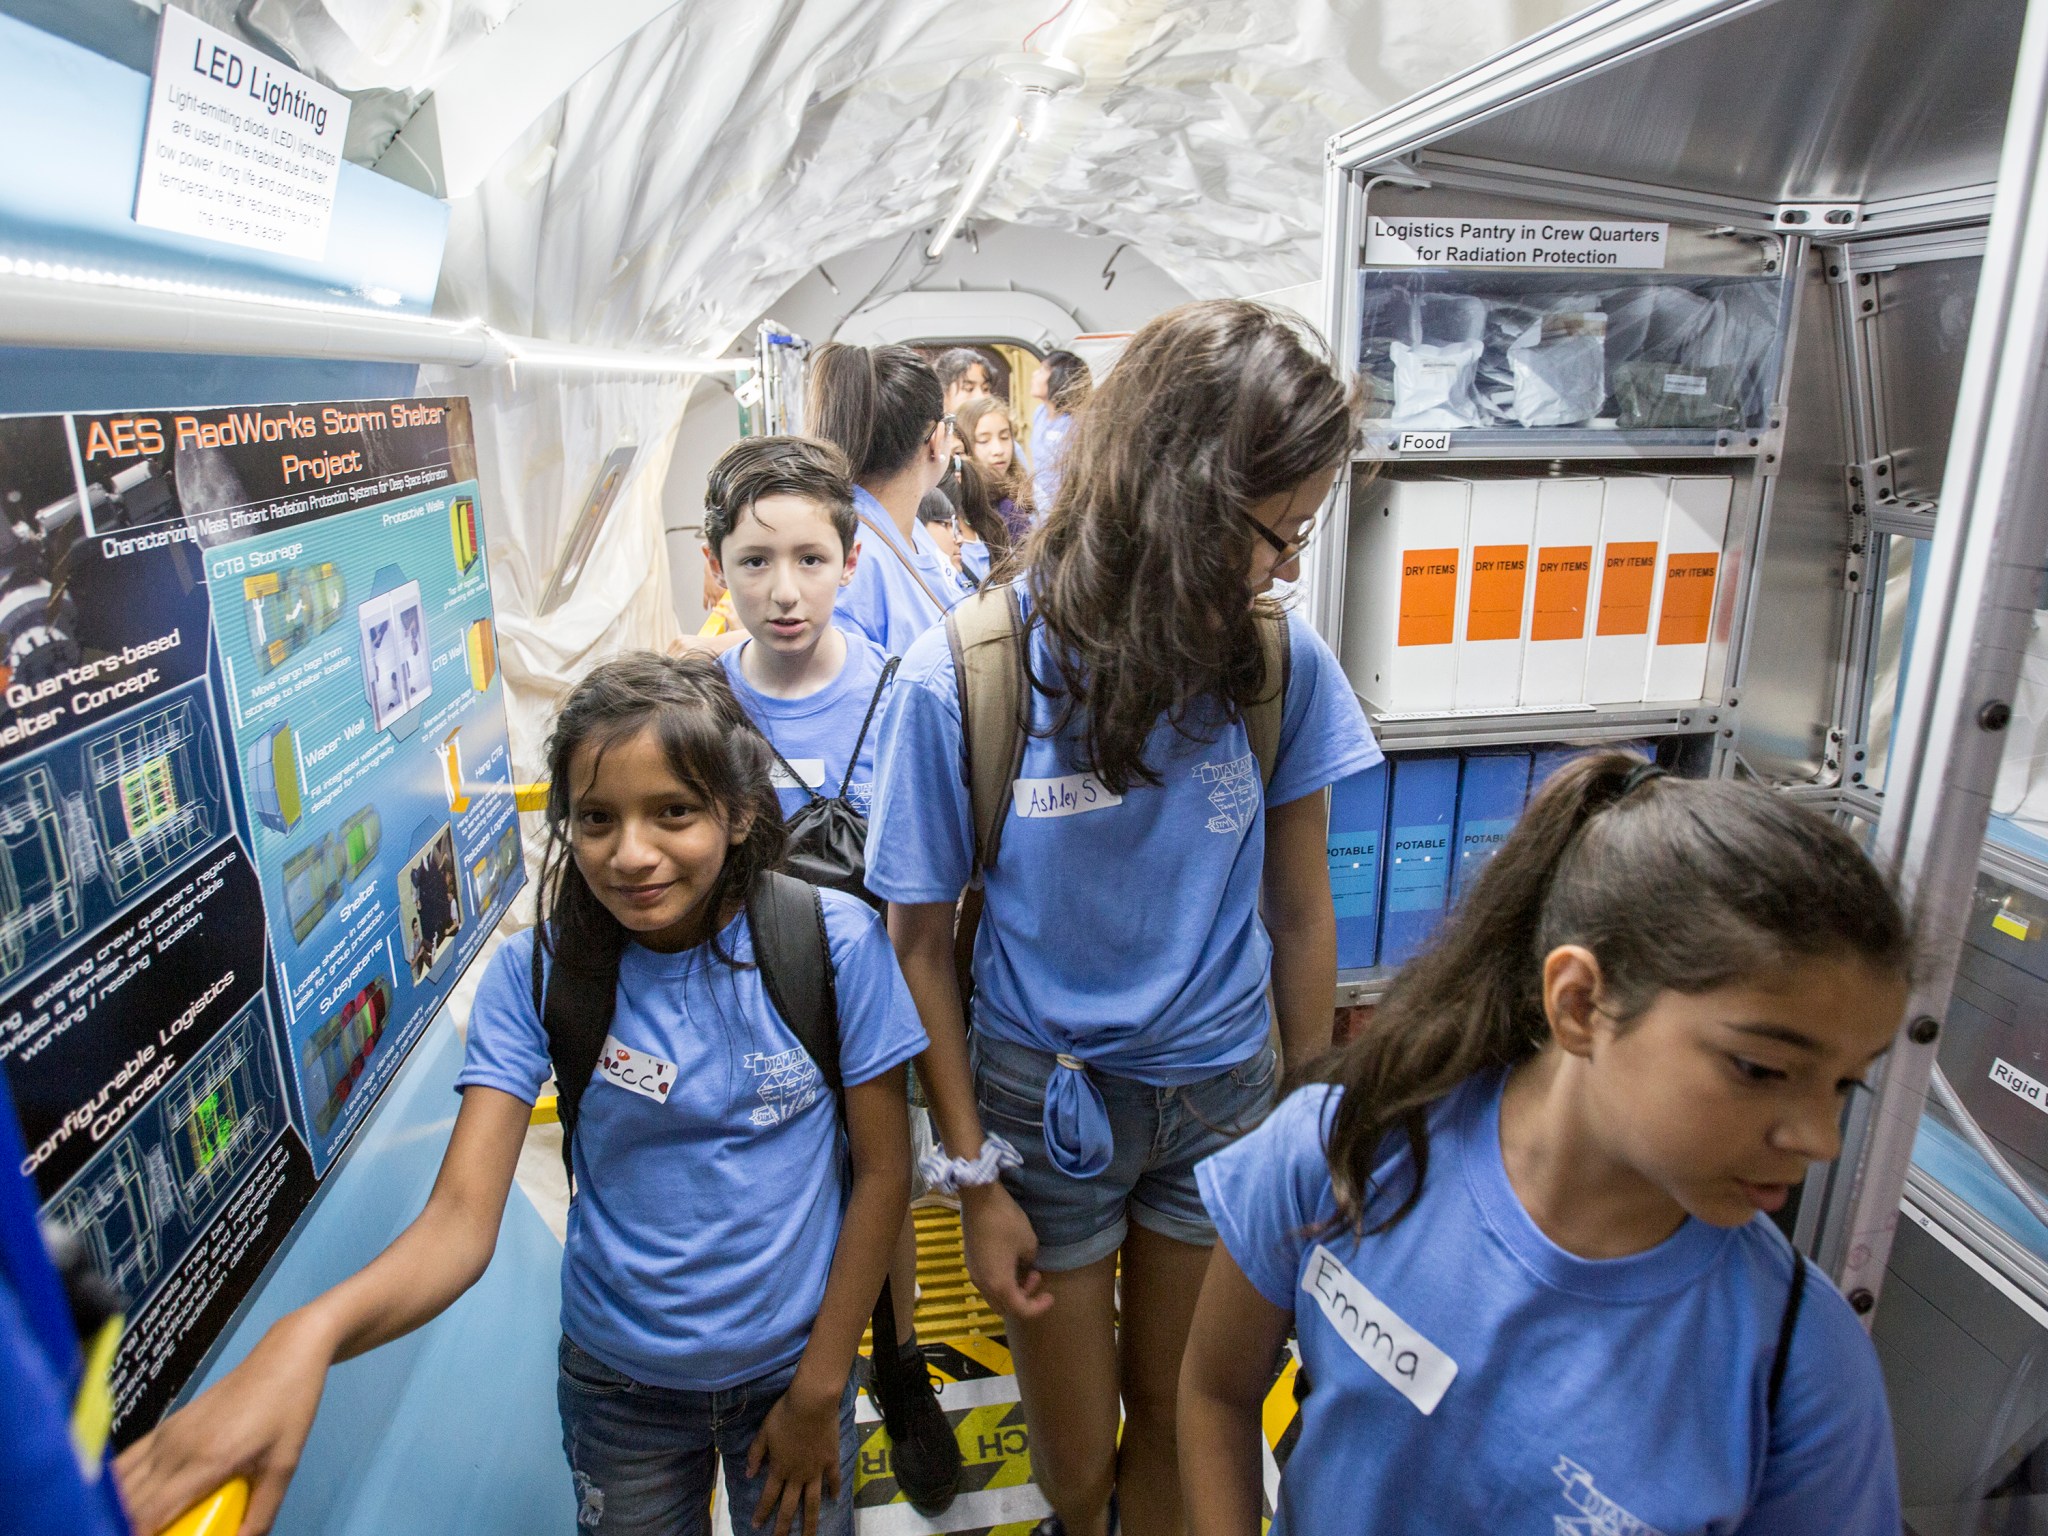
[969,1032,1280,1271]
[556,1336,858,1535]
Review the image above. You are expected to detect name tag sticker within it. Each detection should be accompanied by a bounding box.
[598,1035,677,1104]
[1012,773,1122,819]
[1303,1244,1457,1414]
[769,758,826,791]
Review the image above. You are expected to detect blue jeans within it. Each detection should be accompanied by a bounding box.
[970,1032,1280,1271]
[556,1336,858,1535]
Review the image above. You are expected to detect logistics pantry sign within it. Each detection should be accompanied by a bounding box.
[134,6,349,260]
[0,398,520,1439]
[1366,216,1669,269]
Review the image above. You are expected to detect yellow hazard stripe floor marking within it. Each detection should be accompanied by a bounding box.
[1262,1353,1299,1449]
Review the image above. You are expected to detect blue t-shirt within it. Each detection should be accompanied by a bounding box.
[834,486,959,653]
[958,539,991,588]
[457,894,927,1391]
[865,589,1378,1172]
[722,629,893,817]
[1197,1078,1902,1536]
[1032,410,1074,512]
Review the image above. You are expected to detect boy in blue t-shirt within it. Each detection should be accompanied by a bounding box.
[700,434,961,1513]
[703,438,895,818]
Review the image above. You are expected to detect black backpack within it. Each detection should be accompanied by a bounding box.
[763,657,899,909]
[529,869,911,1375]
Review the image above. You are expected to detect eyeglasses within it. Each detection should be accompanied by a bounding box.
[1238,502,1319,563]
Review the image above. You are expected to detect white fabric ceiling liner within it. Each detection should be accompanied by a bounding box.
[183,0,1584,794]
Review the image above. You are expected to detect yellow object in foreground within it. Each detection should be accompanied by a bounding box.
[162,1479,250,1536]
[531,1092,561,1125]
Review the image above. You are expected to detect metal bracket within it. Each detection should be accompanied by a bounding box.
[1717,406,1786,465]
[1775,202,1863,232]
[1852,452,1899,505]
[1816,726,1847,789]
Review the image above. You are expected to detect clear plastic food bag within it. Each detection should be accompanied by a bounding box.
[1507,310,1608,427]
[1390,339,1484,429]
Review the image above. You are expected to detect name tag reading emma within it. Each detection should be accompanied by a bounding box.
[1303,1244,1457,1414]
[1012,772,1122,819]
[769,759,826,792]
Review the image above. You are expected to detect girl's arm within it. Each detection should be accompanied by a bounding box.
[747,1067,911,1536]
[1179,1245,1294,1536]
[887,900,1050,1319]
[1263,788,1338,1073]
[115,1086,531,1536]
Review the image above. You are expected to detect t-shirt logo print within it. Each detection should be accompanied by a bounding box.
[743,1047,822,1127]
[1195,751,1259,835]
[1551,1457,1667,1536]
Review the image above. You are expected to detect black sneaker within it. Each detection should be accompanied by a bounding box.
[870,1337,961,1516]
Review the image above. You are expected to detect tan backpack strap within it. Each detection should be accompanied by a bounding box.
[944,582,1030,873]
[1246,604,1293,789]
[857,511,952,615]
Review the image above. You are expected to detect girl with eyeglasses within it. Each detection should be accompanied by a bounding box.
[865,300,1375,1536]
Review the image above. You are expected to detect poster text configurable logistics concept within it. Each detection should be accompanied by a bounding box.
[0,396,521,1437]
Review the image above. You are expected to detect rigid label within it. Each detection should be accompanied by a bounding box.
[1012,773,1122,819]
[1991,1057,2048,1116]
[599,1035,677,1104]
[1398,432,1453,454]
[1302,1244,1458,1413]
[1364,216,1668,270]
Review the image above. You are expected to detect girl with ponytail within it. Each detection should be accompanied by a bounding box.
[808,342,960,653]
[1182,753,1913,1536]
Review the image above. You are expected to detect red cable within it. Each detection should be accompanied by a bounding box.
[1020,0,1073,53]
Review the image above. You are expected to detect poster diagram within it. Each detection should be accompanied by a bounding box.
[0,397,519,1440]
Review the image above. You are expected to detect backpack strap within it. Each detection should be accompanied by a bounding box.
[836,656,901,801]
[1767,1249,1808,1420]
[764,737,826,806]
[857,511,953,618]
[746,870,842,1099]
[533,922,626,1191]
[945,582,1030,874]
[1245,603,1293,791]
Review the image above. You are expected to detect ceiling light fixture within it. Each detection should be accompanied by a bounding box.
[925,25,1089,260]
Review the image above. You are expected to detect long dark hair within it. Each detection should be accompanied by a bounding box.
[944,455,1012,556]
[536,652,787,972]
[956,395,1033,516]
[808,343,945,484]
[1321,752,1912,1235]
[1026,300,1358,794]
[1040,349,1091,415]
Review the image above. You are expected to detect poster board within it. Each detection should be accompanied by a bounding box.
[0,396,521,1439]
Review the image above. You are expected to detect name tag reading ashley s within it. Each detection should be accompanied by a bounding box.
[1012,772,1122,819]
[1303,1244,1457,1414]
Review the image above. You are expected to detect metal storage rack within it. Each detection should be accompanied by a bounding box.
[1312,0,2048,1521]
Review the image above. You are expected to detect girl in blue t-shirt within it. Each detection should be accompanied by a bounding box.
[812,342,962,654]
[1182,754,1912,1536]
[117,654,925,1536]
[866,300,1376,1536]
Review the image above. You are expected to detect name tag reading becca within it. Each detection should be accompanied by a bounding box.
[599,1035,677,1104]
[1303,1244,1457,1414]
[769,758,826,791]
[1013,772,1122,819]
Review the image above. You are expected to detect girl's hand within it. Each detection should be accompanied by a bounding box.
[746,1379,844,1536]
[961,1183,1052,1320]
[115,1308,337,1536]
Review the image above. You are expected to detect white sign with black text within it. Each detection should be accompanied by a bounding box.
[134,6,350,260]
[1365,216,1668,271]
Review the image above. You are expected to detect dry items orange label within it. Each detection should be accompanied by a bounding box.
[1594,541,1659,637]
[1528,545,1592,642]
[1655,552,1721,646]
[1397,548,1459,647]
[1465,545,1530,642]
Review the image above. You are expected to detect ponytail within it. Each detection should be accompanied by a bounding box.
[808,342,945,483]
[1319,751,1911,1235]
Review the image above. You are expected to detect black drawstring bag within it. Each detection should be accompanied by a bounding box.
[765,656,898,908]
